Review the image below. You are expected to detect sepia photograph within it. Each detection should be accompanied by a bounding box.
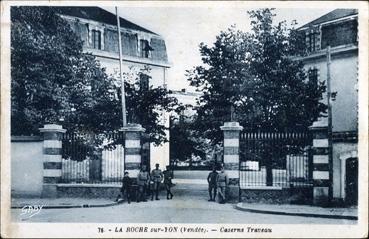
[1,0,368,238]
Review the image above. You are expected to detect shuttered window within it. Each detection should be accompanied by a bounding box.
[307,32,316,52]
[92,30,101,50]
[308,68,318,86]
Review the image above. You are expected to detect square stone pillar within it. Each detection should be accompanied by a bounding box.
[220,122,243,201]
[39,124,66,198]
[309,118,332,205]
[121,123,145,178]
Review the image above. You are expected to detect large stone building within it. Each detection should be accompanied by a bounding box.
[297,9,358,205]
[57,6,171,171]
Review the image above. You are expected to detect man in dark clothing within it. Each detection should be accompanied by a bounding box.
[115,171,132,203]
[163,166,174,200]
[151,163,163,200]
[207,167,218,201]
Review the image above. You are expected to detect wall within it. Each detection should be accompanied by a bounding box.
[11,137,43,197]
[303,50,358,132]
[240,188,313,204]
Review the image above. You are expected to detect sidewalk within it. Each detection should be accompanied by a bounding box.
[11,197,118,209]
[235,202,358,220]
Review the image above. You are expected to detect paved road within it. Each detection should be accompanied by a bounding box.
[11,183,355,224]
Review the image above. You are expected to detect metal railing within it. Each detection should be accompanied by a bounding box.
[239,131,313,189]
[61,132,125,184]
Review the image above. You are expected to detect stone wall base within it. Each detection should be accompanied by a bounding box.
[227,185,240,202]
[55,184,168,200]
[313,187,330,206]
[57,185,127,199]
[240,188,313,204]
[41,184,58,198]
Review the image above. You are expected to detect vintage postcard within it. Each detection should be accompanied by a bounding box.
[1,0,368,238]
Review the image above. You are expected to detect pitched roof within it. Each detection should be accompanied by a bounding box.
[299,9,358,29]
[55,6,158,35]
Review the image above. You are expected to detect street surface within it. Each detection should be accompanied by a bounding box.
[11,174,355,224]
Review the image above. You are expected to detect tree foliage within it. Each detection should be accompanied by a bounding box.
[169,117,204,163]
[187,8,327,145]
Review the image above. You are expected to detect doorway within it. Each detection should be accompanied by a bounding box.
[345,157,358,206]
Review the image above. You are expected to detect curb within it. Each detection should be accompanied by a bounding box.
[11,201,119,209]
[234,203,358,220]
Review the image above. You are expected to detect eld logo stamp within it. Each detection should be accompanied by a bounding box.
[20,205,44,218]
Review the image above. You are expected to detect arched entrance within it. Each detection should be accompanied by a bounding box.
[345,157,358,206]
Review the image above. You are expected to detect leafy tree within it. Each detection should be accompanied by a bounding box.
[169,114,211,167]
[11,6,178,155]
[187,8,327,145]
[187,8,327,185]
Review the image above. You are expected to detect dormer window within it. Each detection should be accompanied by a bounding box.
[140,40,153,58]
[92,30,101,50]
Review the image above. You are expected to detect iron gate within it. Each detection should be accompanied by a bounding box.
[61,132,125,184]
[61,132,151,184]
[239,131,313,188]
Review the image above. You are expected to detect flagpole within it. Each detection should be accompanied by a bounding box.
[116,7,127,127]
[326,45,333,201]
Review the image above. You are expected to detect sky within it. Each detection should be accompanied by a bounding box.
[102,5,335,92]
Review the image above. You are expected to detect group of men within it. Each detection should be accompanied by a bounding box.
[116,163,229,204]
[207,167,229,204]
[115,163,174,203]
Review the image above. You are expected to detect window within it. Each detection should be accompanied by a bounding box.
[139,73,149,91]
[92,30,101,50]
[307,32,316,52]
[308,68,318,86]
[140,40,151,58]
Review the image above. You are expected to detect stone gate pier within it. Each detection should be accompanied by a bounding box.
[221,122,243,201]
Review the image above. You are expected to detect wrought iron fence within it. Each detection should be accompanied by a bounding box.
[61,132,125,184]
[239,131,313,188]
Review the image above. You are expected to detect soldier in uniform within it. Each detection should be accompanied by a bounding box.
[148,178,155,201]
[216,167,229,204]
[115,171,132,203]
[136,165,150,202]
[151,163,163,200]
[163,165,174,200]
[207,167,218,201]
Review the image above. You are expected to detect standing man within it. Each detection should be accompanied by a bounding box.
[163,165,174,200]
[115,171,132,203]
[151,163,163,200]
[136,165,150,203]
[216,167,229,204]
[207,167,218,201]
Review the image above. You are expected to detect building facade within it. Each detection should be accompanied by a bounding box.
[170,89,201,118]
[57,7,171,171]
[297,9,358,205]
